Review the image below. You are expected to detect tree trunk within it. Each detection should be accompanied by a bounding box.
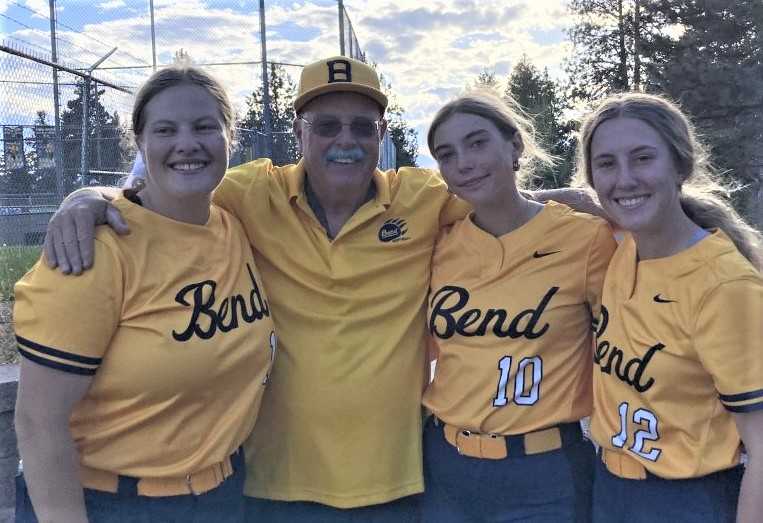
[618,0,629,89]
[633,0,641,90]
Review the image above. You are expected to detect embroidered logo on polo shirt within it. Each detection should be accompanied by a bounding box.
[378,218,408,243]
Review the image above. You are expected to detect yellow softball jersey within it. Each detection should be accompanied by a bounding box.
[213,159,469,508]
[591,230,763,478]
[423,201,617,434]
[14,194,276,479]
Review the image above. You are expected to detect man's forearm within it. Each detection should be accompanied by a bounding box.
[63,186,120,206]
[531,187,607,219]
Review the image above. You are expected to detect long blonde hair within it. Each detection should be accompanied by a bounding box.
[428,89,554,189]
[575,92,761,268]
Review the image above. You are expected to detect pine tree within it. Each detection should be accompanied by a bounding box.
[377,70,418,168]
[385,101,418,168]
[506,57,572,188]
[566,0,663,101]
[238,63,299,166]
[59,79,127,192]
[30,111,56,193]
[645,0,763,228]
[473,69,498,90]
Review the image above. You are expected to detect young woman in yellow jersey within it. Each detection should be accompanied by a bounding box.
[13,66,276,522]
[577,92,763,523]
[421,90,616,522]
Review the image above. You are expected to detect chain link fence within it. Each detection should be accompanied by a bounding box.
[1,0,395,248]
[0,41,135,245]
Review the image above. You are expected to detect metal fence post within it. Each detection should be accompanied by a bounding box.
[94,81,102,173]
[48,0,65,200]
[259,0,273,159]
[338,0,345,56]
[149,0,157,72]
[80,76,90,186]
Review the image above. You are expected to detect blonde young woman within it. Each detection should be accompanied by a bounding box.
[577,92,763,523]
[14,66,276,522]
[421,90,616,522]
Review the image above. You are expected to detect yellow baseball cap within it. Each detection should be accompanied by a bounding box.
[294,56,388,113]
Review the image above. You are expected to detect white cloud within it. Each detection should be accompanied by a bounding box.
[23,0,53,18]
[98,0,127,10]
[2,0,577,168]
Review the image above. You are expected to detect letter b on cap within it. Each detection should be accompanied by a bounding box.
[327,59,352,83]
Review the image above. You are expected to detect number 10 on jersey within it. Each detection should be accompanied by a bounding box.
[492,356,543,407]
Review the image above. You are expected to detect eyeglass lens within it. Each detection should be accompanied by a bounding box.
[310,117,378,138]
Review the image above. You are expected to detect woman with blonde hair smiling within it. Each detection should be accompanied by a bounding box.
[577,92,762,523]
[13,65,276,522]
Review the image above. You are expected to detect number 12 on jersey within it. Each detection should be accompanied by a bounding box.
[612,402,662,461]
[492,355,543,407]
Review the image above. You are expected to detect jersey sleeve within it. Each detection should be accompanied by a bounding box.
[13,239,123,375]
[439,193,471,228]
[212,159,271,218]
[585,220,617,329]
[396,167,470,227]
[694,277,763,413]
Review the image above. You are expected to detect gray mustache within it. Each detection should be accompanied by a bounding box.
[326,147,366,163]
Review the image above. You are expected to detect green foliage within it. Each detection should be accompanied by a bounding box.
[644,0,763,227]
[377,69,418,168]
[386,102,419,168]
[506,57,574,189]
[58,80,128,190]
[473,69,499,90]
[0,245,41,301]
[565,0,666,101]
[567,0,763,229]
[238,63,300,166]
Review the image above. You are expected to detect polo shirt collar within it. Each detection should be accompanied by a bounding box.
[286,158,392,208]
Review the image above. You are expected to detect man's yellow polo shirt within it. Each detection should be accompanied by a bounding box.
[214,159,467,508]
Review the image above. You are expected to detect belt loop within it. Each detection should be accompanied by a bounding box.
[117,475,140,497]
[186,474,199,496]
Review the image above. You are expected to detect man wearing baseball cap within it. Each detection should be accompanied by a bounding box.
[44,55,468,521]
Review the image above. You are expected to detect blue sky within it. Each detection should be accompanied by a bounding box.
[1,0,575,167]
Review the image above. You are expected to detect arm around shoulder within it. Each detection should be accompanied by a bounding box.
[532,187,608,219]
[212,159,274,220]
[43,186,127,274]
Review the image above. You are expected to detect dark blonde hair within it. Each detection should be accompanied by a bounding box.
[428,89,553,188]
[575,92,761,268]
[132,65,235,145]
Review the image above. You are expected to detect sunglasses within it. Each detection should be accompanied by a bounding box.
[298,116,382,138]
